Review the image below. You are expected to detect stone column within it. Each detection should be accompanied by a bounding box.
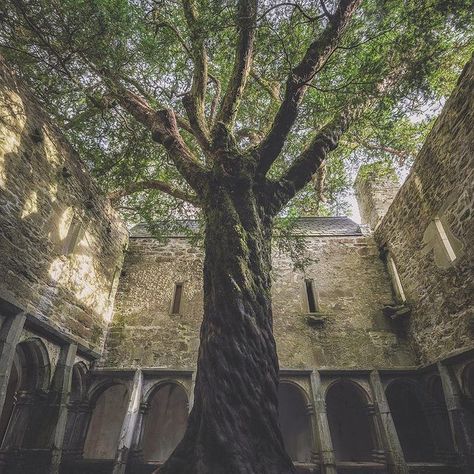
[0,312,26,416]
[112,369,143,474]
[309,370,336,474]
[49,343,77,474]
[369,371,408,474]
[304,401,321,466]
[188,371,196,412]
[366,402,387,465]
[128,401,149,466]
[437,362,474,472]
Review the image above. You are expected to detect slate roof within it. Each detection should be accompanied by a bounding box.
[130,217,362,237]
[292,217,362,236]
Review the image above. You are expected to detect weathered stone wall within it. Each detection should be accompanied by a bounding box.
[354,164,400,230]
[0,59,128,353]
[374,57,474,363]
[105,229,416,369]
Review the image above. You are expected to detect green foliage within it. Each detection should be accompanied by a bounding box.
[0,0,472,229]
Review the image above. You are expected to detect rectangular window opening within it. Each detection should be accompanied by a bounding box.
[63,216,85,255]
[434,217,456,262]
[305,279,318,313]
[171,282,183,315]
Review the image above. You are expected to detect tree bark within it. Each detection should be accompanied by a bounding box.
[158,171,295,474]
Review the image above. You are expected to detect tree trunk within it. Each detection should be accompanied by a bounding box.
[158,173,295,474]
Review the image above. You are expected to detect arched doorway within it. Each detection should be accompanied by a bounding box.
[326,380,375,463]
[83,383,129,460]
[386,379,435,462]
[141,382,188,463]
[0,338,51,450]
[278,382,313,463]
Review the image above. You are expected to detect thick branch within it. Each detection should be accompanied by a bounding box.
[108,179,200,206]
[270,105,359,211]
[257,0,361,175]
[108,86,207,194]
[182,0,210,150]
[215,0,257,129]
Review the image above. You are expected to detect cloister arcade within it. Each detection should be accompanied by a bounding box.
[0,337,471,474]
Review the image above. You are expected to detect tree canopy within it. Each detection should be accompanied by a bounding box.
[0,0,472,229]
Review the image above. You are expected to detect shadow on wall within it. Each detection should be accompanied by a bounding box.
[0,67,122,347]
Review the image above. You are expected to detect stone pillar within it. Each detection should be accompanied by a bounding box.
[128,401,149,466]
[112,369,143,474]
[188,371,196,412]
[369,371,408,474]
[0,312,26,416]
[309,371,336,474]
[366,402,387,465]
[354,163,400,230]
[437,362,474,472]
[49,343,77,474]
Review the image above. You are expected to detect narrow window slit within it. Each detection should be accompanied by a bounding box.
[172,283,183,314]
[305,279,317,313]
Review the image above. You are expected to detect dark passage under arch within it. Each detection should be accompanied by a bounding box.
[386,380,435,462]
[278,382,313,463]
[326,380,374,463]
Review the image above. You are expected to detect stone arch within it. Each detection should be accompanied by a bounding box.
[386,378,436,462]
[70,361,88,403]
[16,337,51,392]
[278,380,313,464]
[141,381,189,463]
[325,379,376,463]
[0,338,51,449]
[83,382,129,460]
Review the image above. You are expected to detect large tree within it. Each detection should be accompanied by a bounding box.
[1,1,472,472]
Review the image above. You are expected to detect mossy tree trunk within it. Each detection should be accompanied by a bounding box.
[159,163,295,474]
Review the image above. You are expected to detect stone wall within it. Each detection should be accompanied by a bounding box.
[354,164,400,230]
[374,57,474,363]
[104,224,416,369]
[0,59,128,353]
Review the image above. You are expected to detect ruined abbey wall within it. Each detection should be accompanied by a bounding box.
[374,59,474,363]
[104,222,416,370]
[0,60,128,353]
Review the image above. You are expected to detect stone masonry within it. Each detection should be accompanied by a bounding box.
[0,58,128,353]
[104,219,416,370]
[373,58,474,363]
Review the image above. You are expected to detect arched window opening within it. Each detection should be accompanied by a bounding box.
[0,339,51,450]
[386,380,435,462]
[278,382,312,463]
[326,380,374,463]
[83,384,129,460]
[142,383,188,463]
